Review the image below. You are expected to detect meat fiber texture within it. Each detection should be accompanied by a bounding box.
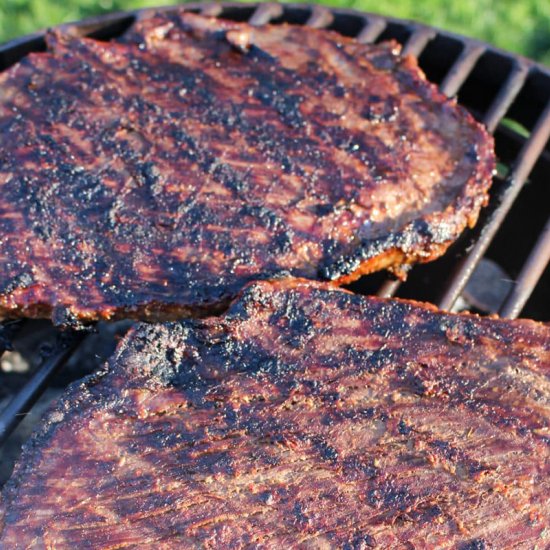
[1,279,548,548]
[0,11,495,325]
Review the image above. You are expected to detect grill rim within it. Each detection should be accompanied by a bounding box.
[0,0,548,461]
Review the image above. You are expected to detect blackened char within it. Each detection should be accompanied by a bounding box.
[1,279,548,548]
[0,12,495,324]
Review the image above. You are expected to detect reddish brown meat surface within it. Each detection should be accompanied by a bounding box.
[1,279,548,548]
[0,11,494,324]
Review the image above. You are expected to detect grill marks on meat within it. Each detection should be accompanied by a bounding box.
[0,11,494,324]
[1,279,548,548]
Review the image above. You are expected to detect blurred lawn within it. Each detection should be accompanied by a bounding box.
[1,0,549,64]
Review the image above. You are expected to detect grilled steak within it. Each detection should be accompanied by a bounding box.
[1,279,548,548]
[0,11,494,324]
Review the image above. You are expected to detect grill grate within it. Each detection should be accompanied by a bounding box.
[0,330,85,443]
[1,1,549,475]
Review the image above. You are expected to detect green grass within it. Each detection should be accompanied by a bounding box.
[1,0,549,64]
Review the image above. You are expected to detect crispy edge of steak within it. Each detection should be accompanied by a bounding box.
[0,278,548,548]
[0,12,495,324]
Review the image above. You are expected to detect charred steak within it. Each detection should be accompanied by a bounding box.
[1,279,548,548]
[0,11,494,324]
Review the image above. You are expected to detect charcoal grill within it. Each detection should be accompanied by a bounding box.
[1,2,549,484]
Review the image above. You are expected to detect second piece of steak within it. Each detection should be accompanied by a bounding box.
[1,279,548,548]
[0,11,494,323]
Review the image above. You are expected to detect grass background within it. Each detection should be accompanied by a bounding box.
[1,0,549,65]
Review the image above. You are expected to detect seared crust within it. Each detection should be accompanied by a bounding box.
[1,279,548,548]
[0,12,495,324]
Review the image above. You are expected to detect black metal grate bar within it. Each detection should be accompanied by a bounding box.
[0,330,86,446]
[438,99,550,310]
[376,279,402,298]
[305,5,334,29]
[357,15,387,44]
[499,215,550,319]
[402,26,436,57]
[249,3,283,26]
[200,3,223,17]
[483,62,530,133]
[440,42,486,97]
